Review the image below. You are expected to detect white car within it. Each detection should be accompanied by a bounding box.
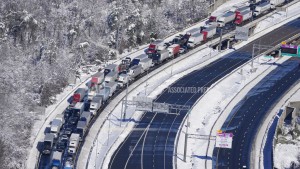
[179,48,186,54]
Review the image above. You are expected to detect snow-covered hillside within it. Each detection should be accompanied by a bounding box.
[0,0,209,168]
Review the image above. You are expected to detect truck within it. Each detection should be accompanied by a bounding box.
[73,88,86,103]
[187,32,204,48]
[253,2,271,16]
[217,11,237,27]
[235,10,252,25]
[68,133,80,155]
[118,57,131,73]
[54,114,65,125]
[104,64,118,76]
[128,65,142,80]
[80,111,92,124]
[98,88,110,103]
[236,6,251,13]
[202,26,217,41]
[187,28,200,35]
[139,58,152,73]
[89,95,102,115]
[104,71,118,83]
[152,49,169,64]
[105,81,118,97]
[72,102,84,116]
[76,121,87,141]
[168,44,180,58]
[208,15,218,22]
[50,119,63,138]
[91,72,104,85]
[116,73,130,88]
[43,133,54,154]
[270,0,285,9]
[147,39,165,54]
[130,54,148,67]
[51,151,62,168]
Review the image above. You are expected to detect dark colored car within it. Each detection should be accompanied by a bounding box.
[69,116,79,125]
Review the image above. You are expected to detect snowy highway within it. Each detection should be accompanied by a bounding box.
[108,16,300,169]
[213,18,300,168]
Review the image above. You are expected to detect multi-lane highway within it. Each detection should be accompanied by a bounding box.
[213,60,300,168]
[108,18,300,169]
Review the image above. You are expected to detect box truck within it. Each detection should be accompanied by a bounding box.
[270,0,285,9]
[51,151,62,168]
[91,72,104,85]
[130,54,148,67]
[187,32,204,48]
[139,58,152,73]
[68,133,80,155]
[98,88,110,103]
[147,39,165,54]
[152,49,169,64]
[80,111,92,124]
[117,73,130,88]
[235,10,252,25]
[89,96,102,115]
[253,2,271,16]
[105,81,118,97]
[43,133,55,154]
[168,44,180,58]
[104,71,118,83]
[72,102,84,116]
[128,65,142,80]
[217,11,237,27]
[76,121,87,141]
[202,26,217,41]
[50,119,62,138]
[73,88,86,103]
[104,64,118,76]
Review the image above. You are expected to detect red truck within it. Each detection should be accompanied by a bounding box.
[73,88,86,103]
[147,39,165,54]
[91,72,104,85]
[168,44,180,58]
[202,25,217,41]
[235,10,252,25]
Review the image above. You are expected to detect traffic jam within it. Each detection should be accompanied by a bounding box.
[38,0,288,168]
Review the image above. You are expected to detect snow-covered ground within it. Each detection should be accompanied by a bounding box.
[267,82,300,169]
[86,46,221,169]
[264,85,300,169]
[176,2,300,168]
[27,0,250,167]
[274,143,300,168]
[81,1,300,169]
[254,1,300,34]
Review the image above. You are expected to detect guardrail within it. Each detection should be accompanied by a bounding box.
[80,1,300,168]
[173,9,300,168]
[32,75,92,169]
[84,39,220,169]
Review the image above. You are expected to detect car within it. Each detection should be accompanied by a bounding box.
[56,136,68,151]
[179,48,186,54]
[69,116,79,125]
[63,127,73,137]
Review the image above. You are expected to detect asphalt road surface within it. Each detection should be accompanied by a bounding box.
[213,60,300,168]
[109,18,300,169]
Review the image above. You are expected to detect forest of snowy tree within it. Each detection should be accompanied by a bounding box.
[0,0,208,168]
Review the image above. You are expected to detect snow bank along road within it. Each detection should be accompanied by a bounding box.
[108,17,300,169]
[213,20,300,168]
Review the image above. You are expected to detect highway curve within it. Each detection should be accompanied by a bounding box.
[213,59,300,168]
[109,18,300,169]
